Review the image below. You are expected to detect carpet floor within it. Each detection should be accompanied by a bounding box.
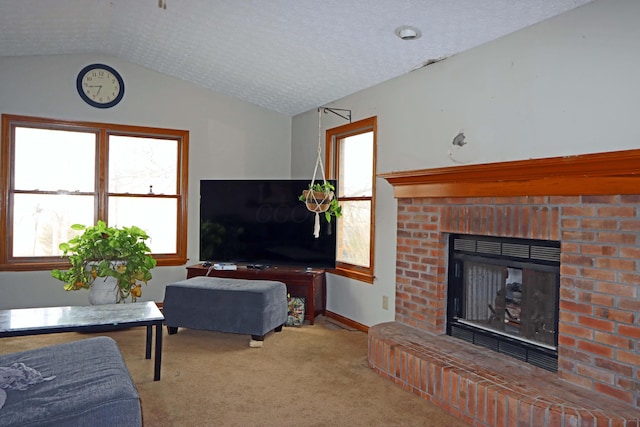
[0,315,466,427]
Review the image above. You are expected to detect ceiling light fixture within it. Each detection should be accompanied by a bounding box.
[395,25,422,41]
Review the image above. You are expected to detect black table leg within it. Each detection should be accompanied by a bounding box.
[145,325,152,359]
[154,321,162,381]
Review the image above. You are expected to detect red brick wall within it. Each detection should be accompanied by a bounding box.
[396,195,640,408]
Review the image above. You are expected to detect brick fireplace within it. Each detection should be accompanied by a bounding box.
[370,149,640,426]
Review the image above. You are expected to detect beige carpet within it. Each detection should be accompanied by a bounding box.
[0,316,466,427]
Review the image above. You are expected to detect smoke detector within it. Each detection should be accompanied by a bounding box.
[395,25,422,40]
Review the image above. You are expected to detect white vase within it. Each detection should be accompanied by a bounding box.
[88,276,119,305]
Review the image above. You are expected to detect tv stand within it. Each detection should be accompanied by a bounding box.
[186,264,326,325]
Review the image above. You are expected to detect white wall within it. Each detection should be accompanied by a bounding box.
[291,0,640,327]
[0,54,291,309]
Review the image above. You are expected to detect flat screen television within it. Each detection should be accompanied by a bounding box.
[199,179,337,269]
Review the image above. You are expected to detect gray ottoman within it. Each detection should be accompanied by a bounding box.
[0,336,141,427]
[163,277,288,345]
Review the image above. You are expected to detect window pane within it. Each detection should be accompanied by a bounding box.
[339,132,373,197]
[14,127,95,192]
[109,197,177,254]
[13,194,94,257]
[109,135,178,195]
[337,200,371,267]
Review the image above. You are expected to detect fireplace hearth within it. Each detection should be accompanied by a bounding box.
[378,149,640,417]
[447,234,560,371]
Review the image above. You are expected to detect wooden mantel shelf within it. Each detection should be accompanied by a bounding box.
[379,149,640,199]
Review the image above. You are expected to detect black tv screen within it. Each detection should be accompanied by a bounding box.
[199,179,337,269]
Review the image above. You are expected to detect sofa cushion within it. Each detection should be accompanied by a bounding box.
[0,336,141,427]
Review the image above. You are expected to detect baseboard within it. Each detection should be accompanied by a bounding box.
[324,310,369,333]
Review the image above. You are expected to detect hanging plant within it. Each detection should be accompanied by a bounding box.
[299,181,342,222]
[300,109,344,238]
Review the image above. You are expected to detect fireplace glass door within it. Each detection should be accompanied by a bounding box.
[462,262,557,347]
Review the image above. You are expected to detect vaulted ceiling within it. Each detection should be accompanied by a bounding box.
[0,0,594,116]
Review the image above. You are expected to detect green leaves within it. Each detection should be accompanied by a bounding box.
[50,220,157,302]
[310,181,335,192]
[324,198,342,223]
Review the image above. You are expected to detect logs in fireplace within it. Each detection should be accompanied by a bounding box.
[447,234,560,371]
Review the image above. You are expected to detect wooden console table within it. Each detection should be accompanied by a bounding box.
[186,264,326,325]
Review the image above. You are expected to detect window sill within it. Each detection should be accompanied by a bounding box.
[0,255,187,272]
[328,265,374,284]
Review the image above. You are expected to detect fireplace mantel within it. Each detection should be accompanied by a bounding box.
[380,148,640,198]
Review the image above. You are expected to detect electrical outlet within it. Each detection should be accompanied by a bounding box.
[382,295,389,310]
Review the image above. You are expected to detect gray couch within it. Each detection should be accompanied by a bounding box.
[0,336,141,427]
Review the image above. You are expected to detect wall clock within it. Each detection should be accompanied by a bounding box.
[76,63,125,108]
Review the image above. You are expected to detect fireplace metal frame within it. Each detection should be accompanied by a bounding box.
[446,234,561,371]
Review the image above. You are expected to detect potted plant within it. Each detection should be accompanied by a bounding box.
[299,181,342,223]
[51,220,156,303]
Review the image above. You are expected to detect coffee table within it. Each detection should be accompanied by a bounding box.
[0,301,164,381]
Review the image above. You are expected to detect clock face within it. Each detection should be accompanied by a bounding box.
[76,63,125,108]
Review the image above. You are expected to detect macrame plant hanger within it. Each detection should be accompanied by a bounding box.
[304,107,351,238]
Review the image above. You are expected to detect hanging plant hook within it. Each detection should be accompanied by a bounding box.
[321,107,352,123]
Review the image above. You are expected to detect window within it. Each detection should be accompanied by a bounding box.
[326,116,376,283]
[0,114,189,270]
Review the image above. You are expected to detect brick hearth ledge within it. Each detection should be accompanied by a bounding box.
[369,322,640,427]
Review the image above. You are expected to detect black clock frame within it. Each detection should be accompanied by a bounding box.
[76,63,125,109]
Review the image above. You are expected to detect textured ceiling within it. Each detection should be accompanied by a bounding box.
[0,0,593,116]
